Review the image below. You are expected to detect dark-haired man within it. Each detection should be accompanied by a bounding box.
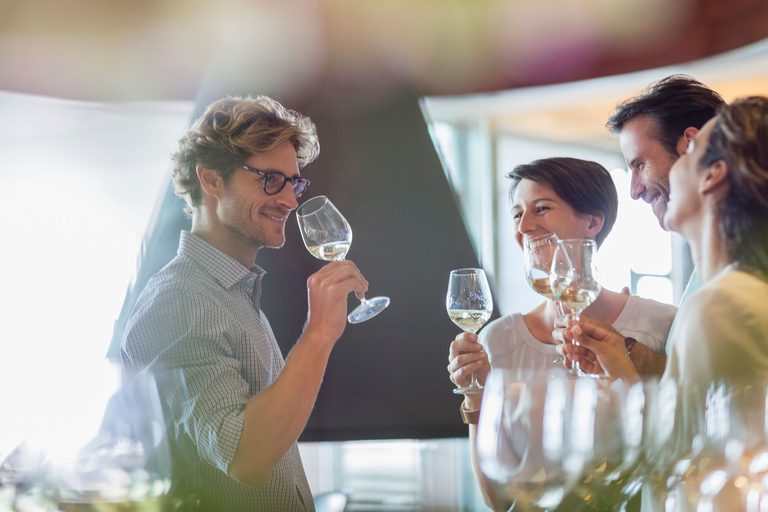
[607,74,725,231]
[557,76,725,375]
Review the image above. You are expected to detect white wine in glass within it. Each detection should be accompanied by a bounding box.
[523,233,575,370]
[446,268,493,395]
[549,239,601,376]
[549,239,601,323]
[297,195,390,324]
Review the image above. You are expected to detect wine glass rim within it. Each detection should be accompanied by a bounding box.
[296,195,329,217]
[523,233,559,246]
[558,238,597,242]
[450,267,486,275]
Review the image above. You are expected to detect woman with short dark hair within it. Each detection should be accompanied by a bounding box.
[447,157,677,511]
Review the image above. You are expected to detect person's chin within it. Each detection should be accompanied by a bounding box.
[653,201,669,231]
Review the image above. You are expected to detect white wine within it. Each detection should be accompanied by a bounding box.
[306,241,350,261]
[448,309,491,333]
[527,277,556,300]
[552,287,599,312]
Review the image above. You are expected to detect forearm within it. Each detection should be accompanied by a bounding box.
[230,331,333,486]
[629,342,667,377]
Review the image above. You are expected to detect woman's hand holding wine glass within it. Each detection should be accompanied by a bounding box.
[446,268,493,395]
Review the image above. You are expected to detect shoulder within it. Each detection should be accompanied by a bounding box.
[626,294,678,320]
[122,263,235,361]
[479,314,518,346]
[615,295,677,353]
[479,313,530,357]
[672,269,768,382]
[620,295,677,331]
[480,313,518,337]
[682,270,768,328]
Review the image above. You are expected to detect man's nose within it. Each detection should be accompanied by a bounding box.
[629,171,645,201]
[278,184,299,210]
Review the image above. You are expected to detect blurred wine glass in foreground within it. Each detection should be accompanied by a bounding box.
[476,369,580,511]
[0,362,175,511]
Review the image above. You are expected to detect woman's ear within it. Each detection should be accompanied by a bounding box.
[585,212,605,239]
[197,164,223,200]
[700,160,729,196]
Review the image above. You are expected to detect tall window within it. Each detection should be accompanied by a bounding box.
[421,89,689,315]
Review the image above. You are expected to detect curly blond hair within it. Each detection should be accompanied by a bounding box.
[172,95,319,214]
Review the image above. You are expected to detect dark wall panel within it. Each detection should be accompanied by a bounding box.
[257,88,489,441]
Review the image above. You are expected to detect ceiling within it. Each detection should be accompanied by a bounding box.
[422,39,768,154]
[1,0,767,102]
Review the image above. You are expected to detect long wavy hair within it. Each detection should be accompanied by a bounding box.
[700,96,768,280]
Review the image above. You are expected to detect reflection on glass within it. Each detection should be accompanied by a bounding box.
[0,362,177,511]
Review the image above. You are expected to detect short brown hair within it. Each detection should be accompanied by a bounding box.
[172,95,319,214]
[700,96,768,278]
[506,157,618,247]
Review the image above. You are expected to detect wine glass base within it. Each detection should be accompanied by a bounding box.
[347,296,390,324]
[453,385,484,395]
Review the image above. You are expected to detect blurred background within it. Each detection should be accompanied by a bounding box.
[2,0,768,510]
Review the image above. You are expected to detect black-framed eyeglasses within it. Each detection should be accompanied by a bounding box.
[241,165,310,198]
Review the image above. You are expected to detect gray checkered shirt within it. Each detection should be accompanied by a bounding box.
[121,231,314,512]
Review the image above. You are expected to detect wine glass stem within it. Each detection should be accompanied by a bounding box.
[572,310,581,373]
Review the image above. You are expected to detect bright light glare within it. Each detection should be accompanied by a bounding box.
[0,92,193,461]
[600,169,673,304]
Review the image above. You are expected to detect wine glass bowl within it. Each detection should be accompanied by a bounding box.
[523,233,560,301]
[446,268,493,394]
[477,369,581,511]
[297,195,390,323]
[523,233,577,371]
[549,239,601,323]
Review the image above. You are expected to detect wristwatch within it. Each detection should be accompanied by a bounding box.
[624,336,638,356]
[460,401,480,425]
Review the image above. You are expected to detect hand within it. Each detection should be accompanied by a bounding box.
[568,321,639,382]
[553,314,611,375]
[447,332,489,405]
[304,260,369,345]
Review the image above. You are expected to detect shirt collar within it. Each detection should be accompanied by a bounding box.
[178,231,266,290]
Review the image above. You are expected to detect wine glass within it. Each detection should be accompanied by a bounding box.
[566,378,642,512]
[446,268,493,395]
[476,369,581,511]
[0,362,177,510]
[522,233,572,371]
[549,239,602,375]
[297,195,390,324]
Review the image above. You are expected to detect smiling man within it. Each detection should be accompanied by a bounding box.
[608,75,725,231]
[554,77,725,376]
[121,96,369,511]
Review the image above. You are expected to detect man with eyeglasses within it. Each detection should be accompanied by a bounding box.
[121,96,368,511]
